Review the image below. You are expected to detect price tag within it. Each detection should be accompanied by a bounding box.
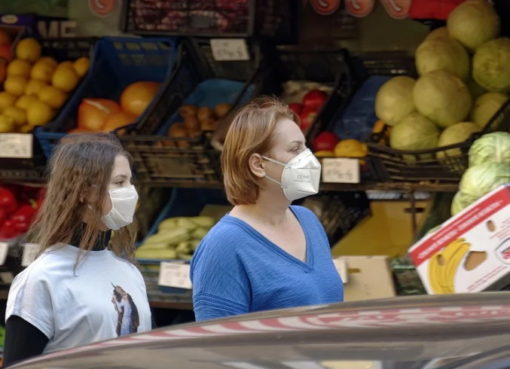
[210,39,250,61]
[0,242,9,266]
[158,262,192,289]
[22,243,39,267]
[322,158,360,184]
[0,134,33,158]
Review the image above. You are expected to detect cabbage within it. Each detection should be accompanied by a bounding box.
[451,191,478,215]
[437,122,479,158]
[425,27,450,41]
[415,38,470,80]
[473,38,510,93]
[447,0,500,51]
[390,112,439,151]
[459,162,510,199]
[469,132,510,166]
[470,92,508,129]
[375,76,416,126]
[413,70,472,128]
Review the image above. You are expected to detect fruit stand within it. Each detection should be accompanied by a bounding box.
[0,0,509,330]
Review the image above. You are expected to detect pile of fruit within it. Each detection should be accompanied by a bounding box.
[312,131,368,158]
[0,185,44,240]
[375,0,508,156]
[281,81,330,134]
[166,103,231,147]
[0,35,89,133]
[135,215,215,260]
[73,81,160,133]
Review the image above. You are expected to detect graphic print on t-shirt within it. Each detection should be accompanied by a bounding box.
[111,284,140,336]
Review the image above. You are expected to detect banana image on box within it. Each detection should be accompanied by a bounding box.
[428,238,471,294]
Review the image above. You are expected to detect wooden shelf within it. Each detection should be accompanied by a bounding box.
[149,300,193,310]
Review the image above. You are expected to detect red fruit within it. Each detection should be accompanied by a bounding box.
[312,131,339,152]
[288,103,303,116]
[299,106,319,133]
[302,89,328,109]
[0,208,7,225]
[0,187,17,214]
[11,204,37,224]
[0,44,12,62]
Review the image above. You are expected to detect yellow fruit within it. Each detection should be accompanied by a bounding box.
[334,139,368,158]
[0,115,14,132]
[15,95,37,110]
[6,59,31,77]
[52,66,79,92]
[4,76,28,96]
[38,85,67,109]
[73,57,89,77]
[27,99,54,126]
[25,79,48,96]
[56,61,74,70]
[37,56,57,68]
[18,124,33,133]
[3,106,26,126]
[16,38,42,62]
[31,61,55,82]
[0,92,17,112]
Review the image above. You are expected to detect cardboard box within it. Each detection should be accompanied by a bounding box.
[409,184,510,294]
[335,256,396,301]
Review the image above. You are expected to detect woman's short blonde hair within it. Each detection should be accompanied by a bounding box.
[221,97,298,205]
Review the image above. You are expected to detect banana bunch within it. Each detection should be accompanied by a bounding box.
[135,216,215,261]
[428,238,471,294]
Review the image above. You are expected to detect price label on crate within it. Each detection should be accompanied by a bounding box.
[158,262,192,290]
[210,39,250,61]
[0,134,33,158]
[322,158,360,184]
[0,242,9,266]
[22,243,39,267]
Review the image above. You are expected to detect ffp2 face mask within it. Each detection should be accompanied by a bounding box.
[262,149,321,202]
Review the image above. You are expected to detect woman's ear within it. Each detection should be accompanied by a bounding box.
[248,153,266,178]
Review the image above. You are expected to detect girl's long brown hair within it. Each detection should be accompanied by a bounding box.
[28,133,137,261]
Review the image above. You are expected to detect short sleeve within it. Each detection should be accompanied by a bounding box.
[6,269,54,339]
[190,230,251,321]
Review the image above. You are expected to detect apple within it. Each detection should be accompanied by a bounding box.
[288,103,303,116]
[312,131,339,152]
[302,89,328,110]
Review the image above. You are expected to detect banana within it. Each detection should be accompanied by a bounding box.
[427,238,471,294]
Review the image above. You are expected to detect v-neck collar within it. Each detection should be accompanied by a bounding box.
[224,206,314,272]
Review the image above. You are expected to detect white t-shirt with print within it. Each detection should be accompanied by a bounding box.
[6,244,152,354]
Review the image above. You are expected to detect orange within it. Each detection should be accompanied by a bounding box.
[101,111,137,132]
[77,98,121,131]
[73,57,90,77]
[26,99,54,126]
[16,38,41,62]
[25,79,48,96]
[120,81,160,117]
[52,66,79,92]
[7,59,31,78]
[38,85,67,109]
[31,60,55,82]
[4,76,28,96]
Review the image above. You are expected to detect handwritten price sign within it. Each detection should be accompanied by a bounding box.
[158,262,192,289]
[322,158,360,184]
[210,39,250,61]
[0,134,33,158]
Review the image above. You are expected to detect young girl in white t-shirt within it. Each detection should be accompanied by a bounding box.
[4,134,152,366]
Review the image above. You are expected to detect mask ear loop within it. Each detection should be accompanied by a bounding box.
[260,155,285,187]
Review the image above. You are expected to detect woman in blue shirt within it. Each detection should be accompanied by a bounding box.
[191,97,343,321]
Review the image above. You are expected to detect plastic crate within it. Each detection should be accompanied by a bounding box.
[0,38,95,171]
[137,187,229,301]
[34,36,179,159]
[120,39,265,185]
[368,98,510,183]
[120,0,296,40]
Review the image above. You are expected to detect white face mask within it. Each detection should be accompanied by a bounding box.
[262,148,321,202]
[102,185,139,230]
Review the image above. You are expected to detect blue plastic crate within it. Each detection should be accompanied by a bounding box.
[35,36,179,159]
[137,187,229,298]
